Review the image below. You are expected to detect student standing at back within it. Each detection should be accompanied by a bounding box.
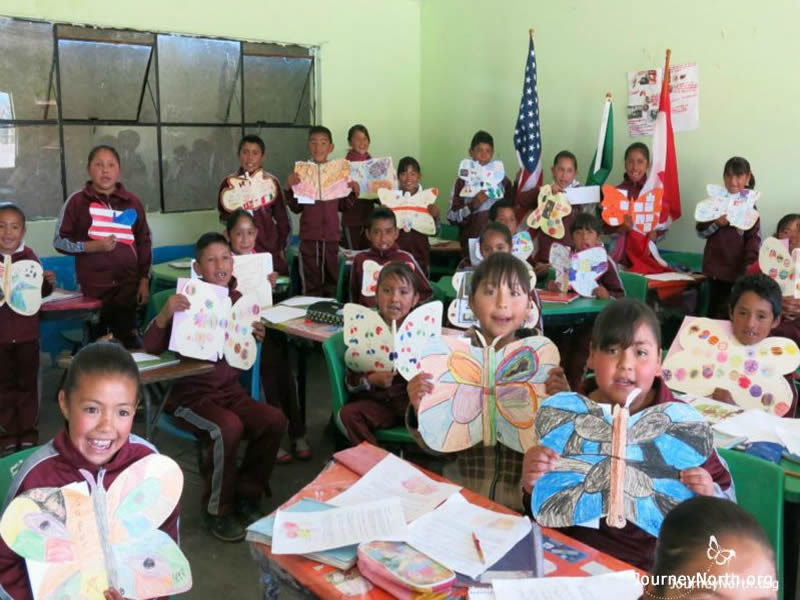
[605,142,650,269]
[285,126,358,297]
[341,124,374,250]
[394,156,440,277]
[54,145,152,348]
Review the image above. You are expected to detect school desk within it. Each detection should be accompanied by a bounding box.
[40,291,103,350]
[149,257,290,295]
[248,443,639,599]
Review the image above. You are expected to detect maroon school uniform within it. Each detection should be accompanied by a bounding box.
[397,229,432,278]
[0,245,53,451]
[605,175,644,266]
[143,282,286,516]
[341,150,375,250]
[0,431,179,600]
[54,181,152,346]
[349,245,432,308]
[447,176,513,257]
[530,208,577,265]
[217,169,291,274]
[341,370,409,445]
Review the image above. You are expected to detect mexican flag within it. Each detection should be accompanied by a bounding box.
[585,94,614,186]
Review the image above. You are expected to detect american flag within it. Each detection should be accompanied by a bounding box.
[514,33,543,195]
[88,202,137,245]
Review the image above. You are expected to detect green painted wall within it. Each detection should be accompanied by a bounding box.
[1,0,421,256]
[421,0,800,252]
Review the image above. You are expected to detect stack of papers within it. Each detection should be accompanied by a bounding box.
[131,352,180,372]
[41,290,82,304]
[491,570,641,599]
[279,296,331,307]
[260,305,307,324]
[714,409,800,455]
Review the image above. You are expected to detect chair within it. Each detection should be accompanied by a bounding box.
[335,255,349,303]
[619,271,648,303]
[152,244,195,265]
[0,446,38,501]
[438,223,459,241]
[322,332,415,448]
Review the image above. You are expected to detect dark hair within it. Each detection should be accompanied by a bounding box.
[624,142,650,164]
[728,273,782,319]
[470,252,531,299]
[377,261,419,295]
[225,208,257,234]
[195,232,231,261]
[367,206,397,230]
[776,213,800,235]
[347,124,370,144]
[308,125,333,143]
[238,134,265,155]
[591,298,661,351]
[63,342,139,399]
[723,156,755,189]
[652,496,774,586]
[479,222,513,248]
[470,130,494,150]
[553,150,578,171]
[570,212,602,235]
[87,144,121,168]
[0,202,26,226]
[397,156,421,175]
[489,199,515,222]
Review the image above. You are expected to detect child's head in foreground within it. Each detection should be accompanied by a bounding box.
[489,199,517,233]
[193,232,233,287]
[469,130,494,165]
[728,274,781,346]
[225,209,258,256]
[366,207,399,252]
[0,203,26,255]
[376,262,420,324]
[479,222,513,259]
[57,342,140,466]
[468,252,531,341]
[570,212,603,252]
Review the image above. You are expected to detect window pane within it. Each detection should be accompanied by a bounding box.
[244,56,312,124]
[63,126,160,212]
[0,125,62,219]
[59,40,154,121]
[0,19,57,120]
[247,127,310,183]
[158,35,241,123]
[161,126,240,212]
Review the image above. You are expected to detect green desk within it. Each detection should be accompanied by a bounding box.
[150,257,289,294]
[541,297,610,317]
[782,458,800,504]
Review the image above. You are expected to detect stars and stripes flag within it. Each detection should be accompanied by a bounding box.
[514,31,543,195]
[88,202,137,244]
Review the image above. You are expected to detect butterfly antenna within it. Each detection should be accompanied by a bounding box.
[624,388,641,409]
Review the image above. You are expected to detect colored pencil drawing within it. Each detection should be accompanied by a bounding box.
[549,243,608,297]
[458,159,505,200]
[219,169,277,212]
[601,185,663,234]
[378,187,438,235]
[759,236,800,298]
[695,185,759,231]
[0,255,43,316]
[292,159,351,202]
[349,157,398,199]
[526,185,572,239]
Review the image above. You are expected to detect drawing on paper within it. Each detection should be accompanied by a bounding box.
[601,185,663,234]
[233,252,273,310]
[0,255,43,316]
[526,185,572,239]
[458,159,505,200]
[378,187,438,235]
[292,159,351,202]
[694,185,759,231]
[759,236,800,298]
[348,157,398,199]
[219,169,277,212]
[549,243,608,297]
[88,202,137,245]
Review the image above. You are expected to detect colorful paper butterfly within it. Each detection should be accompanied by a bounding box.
[0,255,43,316]
[219,169,277,212]
[758,236,800,298]
[415,334,560,453]
[292,159,351,202]
[88,202,138,245]
[349,157,398,199]
[532,392,713,537]
[695,185,759,231]
[601,185,664,234]
[378,187,438,235]
[446,268,539,330]
[468,231,535,266]
[0,454,192,600]
[458,159,505,200]
[526,185,572,239]
[662,317,800,416]
[343,301,442,379]
[549,243,608,297]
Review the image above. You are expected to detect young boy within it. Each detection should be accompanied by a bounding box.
[349,207,432,308]
[489,199,520,233]
[447,130,512,258]
[144,233,287,542]
[522,299,733,571]
[217,134,291,274]
[0,203,55,455]
[285,126,358,296]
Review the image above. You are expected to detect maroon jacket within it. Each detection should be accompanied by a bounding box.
[285,164,356,242]
[0,431,179,600]
[349,245,433,308]
[531,207,576,265]
[54,182,152,302]
[341,150,377,228]
[397,230,432,277]
[599,257,625,298]
[345,370,409,416]
[217,169,291,275]
[0,245,54,344]
[697,215,761,282]
[447,176,513,255]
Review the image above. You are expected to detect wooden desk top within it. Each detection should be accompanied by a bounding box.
[40,290,102,314]
[57,354,214,385]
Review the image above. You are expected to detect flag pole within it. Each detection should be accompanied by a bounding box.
[529,28,535,38]
[664,49,671,74]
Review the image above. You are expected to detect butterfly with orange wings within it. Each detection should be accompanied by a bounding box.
[601,185,664,234]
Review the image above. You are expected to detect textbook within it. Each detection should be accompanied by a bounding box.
[536,290,578,303]
[131,351,180,372]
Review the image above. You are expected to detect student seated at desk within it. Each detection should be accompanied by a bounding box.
[144,232,286,542]
[349,207,432,308]
[341,263,421,445]
[408,253,568,508]
[0,203,55,455]
[0,343,179,600]
[522,299,733,570]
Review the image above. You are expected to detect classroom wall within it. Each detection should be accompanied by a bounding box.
[420,0,800,252]
[2,0,422,256]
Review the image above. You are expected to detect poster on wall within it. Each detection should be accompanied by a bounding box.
[627,62,699,136]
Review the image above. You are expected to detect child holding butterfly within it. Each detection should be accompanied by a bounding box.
[54,145,152,348]
[0,342,179,600]
[395,156,440,277]
[522,299,733,570]
[341,124,376,250]
[697,157,760,319]
[408,253,567,508]
[143,233,286,542]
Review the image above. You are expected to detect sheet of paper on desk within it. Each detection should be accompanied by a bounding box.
[168,260,192,269]
[327,453,461,522]
[491,570,641,600]
[403,494,531,578]
[41,289,83,304]
[271,497,406,555]
[645,272,695,281]
[468,587,496,600]
[280,295,332,307]
[260,305,307,323]
[714,409,800,454]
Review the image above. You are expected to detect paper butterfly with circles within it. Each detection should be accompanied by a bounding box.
[532,391,712,537]
[88,202,137,245]
[446,268,539,330]
[695,185,759,231]
[662,317,800,416]
[168,277,261,370]
[549,243,608,297]
[378,187,438,235]
[0,454,192,600]
[601,185,663,234]
[220,169,278,212]
[415,332,560,453]
[526,185,572,240]
[343,301,442,379]
[759,236,800,298]
[468,231,535,267]
[0,255,43,316]
[458,159,505,200]
[292,159,351,202]
[348,157,398,199]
